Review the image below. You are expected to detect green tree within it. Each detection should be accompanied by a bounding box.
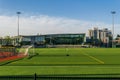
[4,36,12,46]
[117,34,120,37]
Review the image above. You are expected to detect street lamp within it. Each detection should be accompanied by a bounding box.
[111,11,116,48]
[17,12,21,37]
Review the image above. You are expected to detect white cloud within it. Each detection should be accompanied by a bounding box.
[0,15,119,37]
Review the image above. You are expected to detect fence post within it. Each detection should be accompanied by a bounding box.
[34,73,37,80]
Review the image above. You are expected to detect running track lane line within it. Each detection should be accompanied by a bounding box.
[82,52,104,64]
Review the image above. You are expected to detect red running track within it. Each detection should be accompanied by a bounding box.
[0,53,26,62]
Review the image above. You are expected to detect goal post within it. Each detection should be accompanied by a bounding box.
[18,45,35,56]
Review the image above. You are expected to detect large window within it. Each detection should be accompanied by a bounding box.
[45,34,85,45]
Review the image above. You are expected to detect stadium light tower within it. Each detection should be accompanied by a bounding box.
[16,12,21,47]
[111,11,116,48]
[17,12,21,37]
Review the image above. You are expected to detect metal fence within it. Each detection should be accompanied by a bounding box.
[0,47,16,52]
[0,47,17,58]
[0,73,120,80]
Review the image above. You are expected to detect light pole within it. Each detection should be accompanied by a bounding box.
[111,11,116,48]
[17,12,21,37]
[16,12,21,47]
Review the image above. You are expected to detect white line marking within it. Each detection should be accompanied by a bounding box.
[81,51,104,64]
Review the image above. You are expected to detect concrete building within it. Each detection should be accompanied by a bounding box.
[89,27,100,39]
[88,27,112,47]
[113,37,120,48]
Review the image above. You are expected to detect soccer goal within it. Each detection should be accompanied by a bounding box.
[18,45,35,57]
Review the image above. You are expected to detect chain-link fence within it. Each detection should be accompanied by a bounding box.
[0,47,17,58]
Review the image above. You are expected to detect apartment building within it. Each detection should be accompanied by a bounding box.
[88,27,112,47]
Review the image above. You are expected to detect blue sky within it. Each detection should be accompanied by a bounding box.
[0,0,120,23]
[0,0,120,36]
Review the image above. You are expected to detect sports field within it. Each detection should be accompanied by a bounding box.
[0,48,120,77]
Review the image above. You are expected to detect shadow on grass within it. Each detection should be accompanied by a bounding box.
[1,74,120,80]
[0,58,24,66]
[27,53,39,59]
[26,53,70,59]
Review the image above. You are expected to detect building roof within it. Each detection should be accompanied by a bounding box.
[19,33,86,37]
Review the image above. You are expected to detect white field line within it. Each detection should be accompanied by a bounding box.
[45,66,120,68]
[21,66,120,68]
[82,52,104,64]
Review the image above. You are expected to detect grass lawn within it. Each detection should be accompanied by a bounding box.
[1,66,120,76]
[1,48,120,76]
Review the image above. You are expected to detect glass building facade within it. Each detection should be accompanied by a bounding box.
[19,33,85,46]
[45,34,85,45]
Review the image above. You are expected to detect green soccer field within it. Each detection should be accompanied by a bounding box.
[1,48,120,76]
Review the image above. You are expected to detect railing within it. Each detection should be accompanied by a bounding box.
[0,73,120,80]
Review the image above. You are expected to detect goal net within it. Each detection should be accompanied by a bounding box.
[18,45,35,57]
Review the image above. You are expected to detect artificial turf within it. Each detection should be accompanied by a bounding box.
[1,48,120,76]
